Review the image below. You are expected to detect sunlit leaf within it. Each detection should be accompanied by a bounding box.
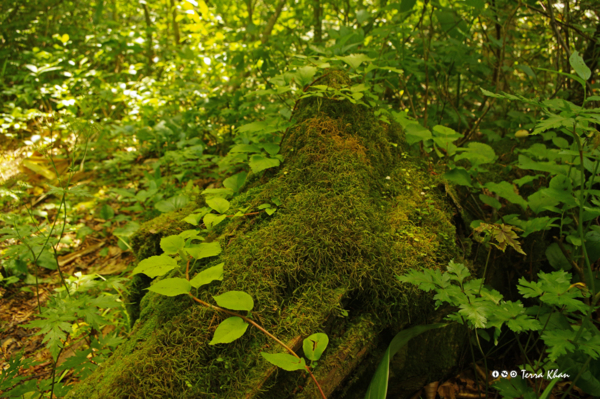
[148,278,191,296]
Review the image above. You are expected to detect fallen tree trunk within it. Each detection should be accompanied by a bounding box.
[67,71,468,398]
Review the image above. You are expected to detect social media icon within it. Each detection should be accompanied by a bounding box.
[492,370,499,378]
[501,370,508,378]
[510,371,517,378]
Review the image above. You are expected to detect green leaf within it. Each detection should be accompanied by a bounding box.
[203,213,227,230]
[185,241,222,259]
[444,168,472,187]
[399,0,417,13]
[480,88,505,99]
[404,123,432,145]
[213,291,254,311]
[585,231,600,264]
[223,172,247,192]
[260,352,306,371]
[155,195,190,213]
[262,143,280,156]
[249,155,280,174]
[303,333,329,361]
[201,188,233,198]
[454,142,496,167]
[545,243,572,271]
[479,194,502,210]
[484,181,527,209]
[295,66,317,86]
[99,204,115,220]
[541,175,576,207]
[132,255,178,278]
[160,235,185,255]
[209,317,249,345]
[148,278,191,296]
[527,190,560,214]
[229,144,261,153]
[190,263,224,288]
[364,324,447,399]
[570,51,591,81]
[206,197,230,214]
[338,54,374,70]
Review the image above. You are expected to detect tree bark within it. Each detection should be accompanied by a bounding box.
[313,0,322,44]
[170,0,180,46]
[142,2,154,71]
[261,0,286,44]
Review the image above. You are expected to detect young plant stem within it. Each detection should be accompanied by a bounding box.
[478,245,493,295]
[187,294,327,399]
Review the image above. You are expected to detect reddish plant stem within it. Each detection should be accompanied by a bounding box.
[187,293,327,398]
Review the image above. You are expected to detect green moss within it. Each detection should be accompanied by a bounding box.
[67,72,465,399]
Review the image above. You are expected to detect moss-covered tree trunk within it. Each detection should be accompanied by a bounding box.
[66,72,467,399]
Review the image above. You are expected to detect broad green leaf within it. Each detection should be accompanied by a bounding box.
[356,9,371,24]
[132,255,178,278]
[183,212,205,226]
[213,291,254,311]
[160,235,185,255]
[249,155,280,174]
[527,190,560,214]
[479,194,501,210]
[223,172,247,192]
[480,88,505,99]
[113,221,140,238]
[237,121,280,134]
[148,278,191,296]
[454,142,496,167]
[190,263,224,288]
[229,144,261,153]
[99,204,114,220]
[206,197,230,214]
[545,243,572,271]
[364,324,447,399]
[570,51,591,81]
[209,317,249,345]
[260,352,306,371]
[201,188,233,198]
[303,333,329,361]
[444,168,472,187]
[155,195,190,213]
[185,241,222,259]
[404,123,432,145]
[338,54,374,70]
[262,143,280,156]
[295,66,317,86]
[484,181,527,209]
[541,175,576,207]
[399,0,417,13]
[203,213,227,230]
[585,231,600,264]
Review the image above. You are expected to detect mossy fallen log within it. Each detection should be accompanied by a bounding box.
[67,71,468,399]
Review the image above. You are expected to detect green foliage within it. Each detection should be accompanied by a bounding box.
[397,259,600,397]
